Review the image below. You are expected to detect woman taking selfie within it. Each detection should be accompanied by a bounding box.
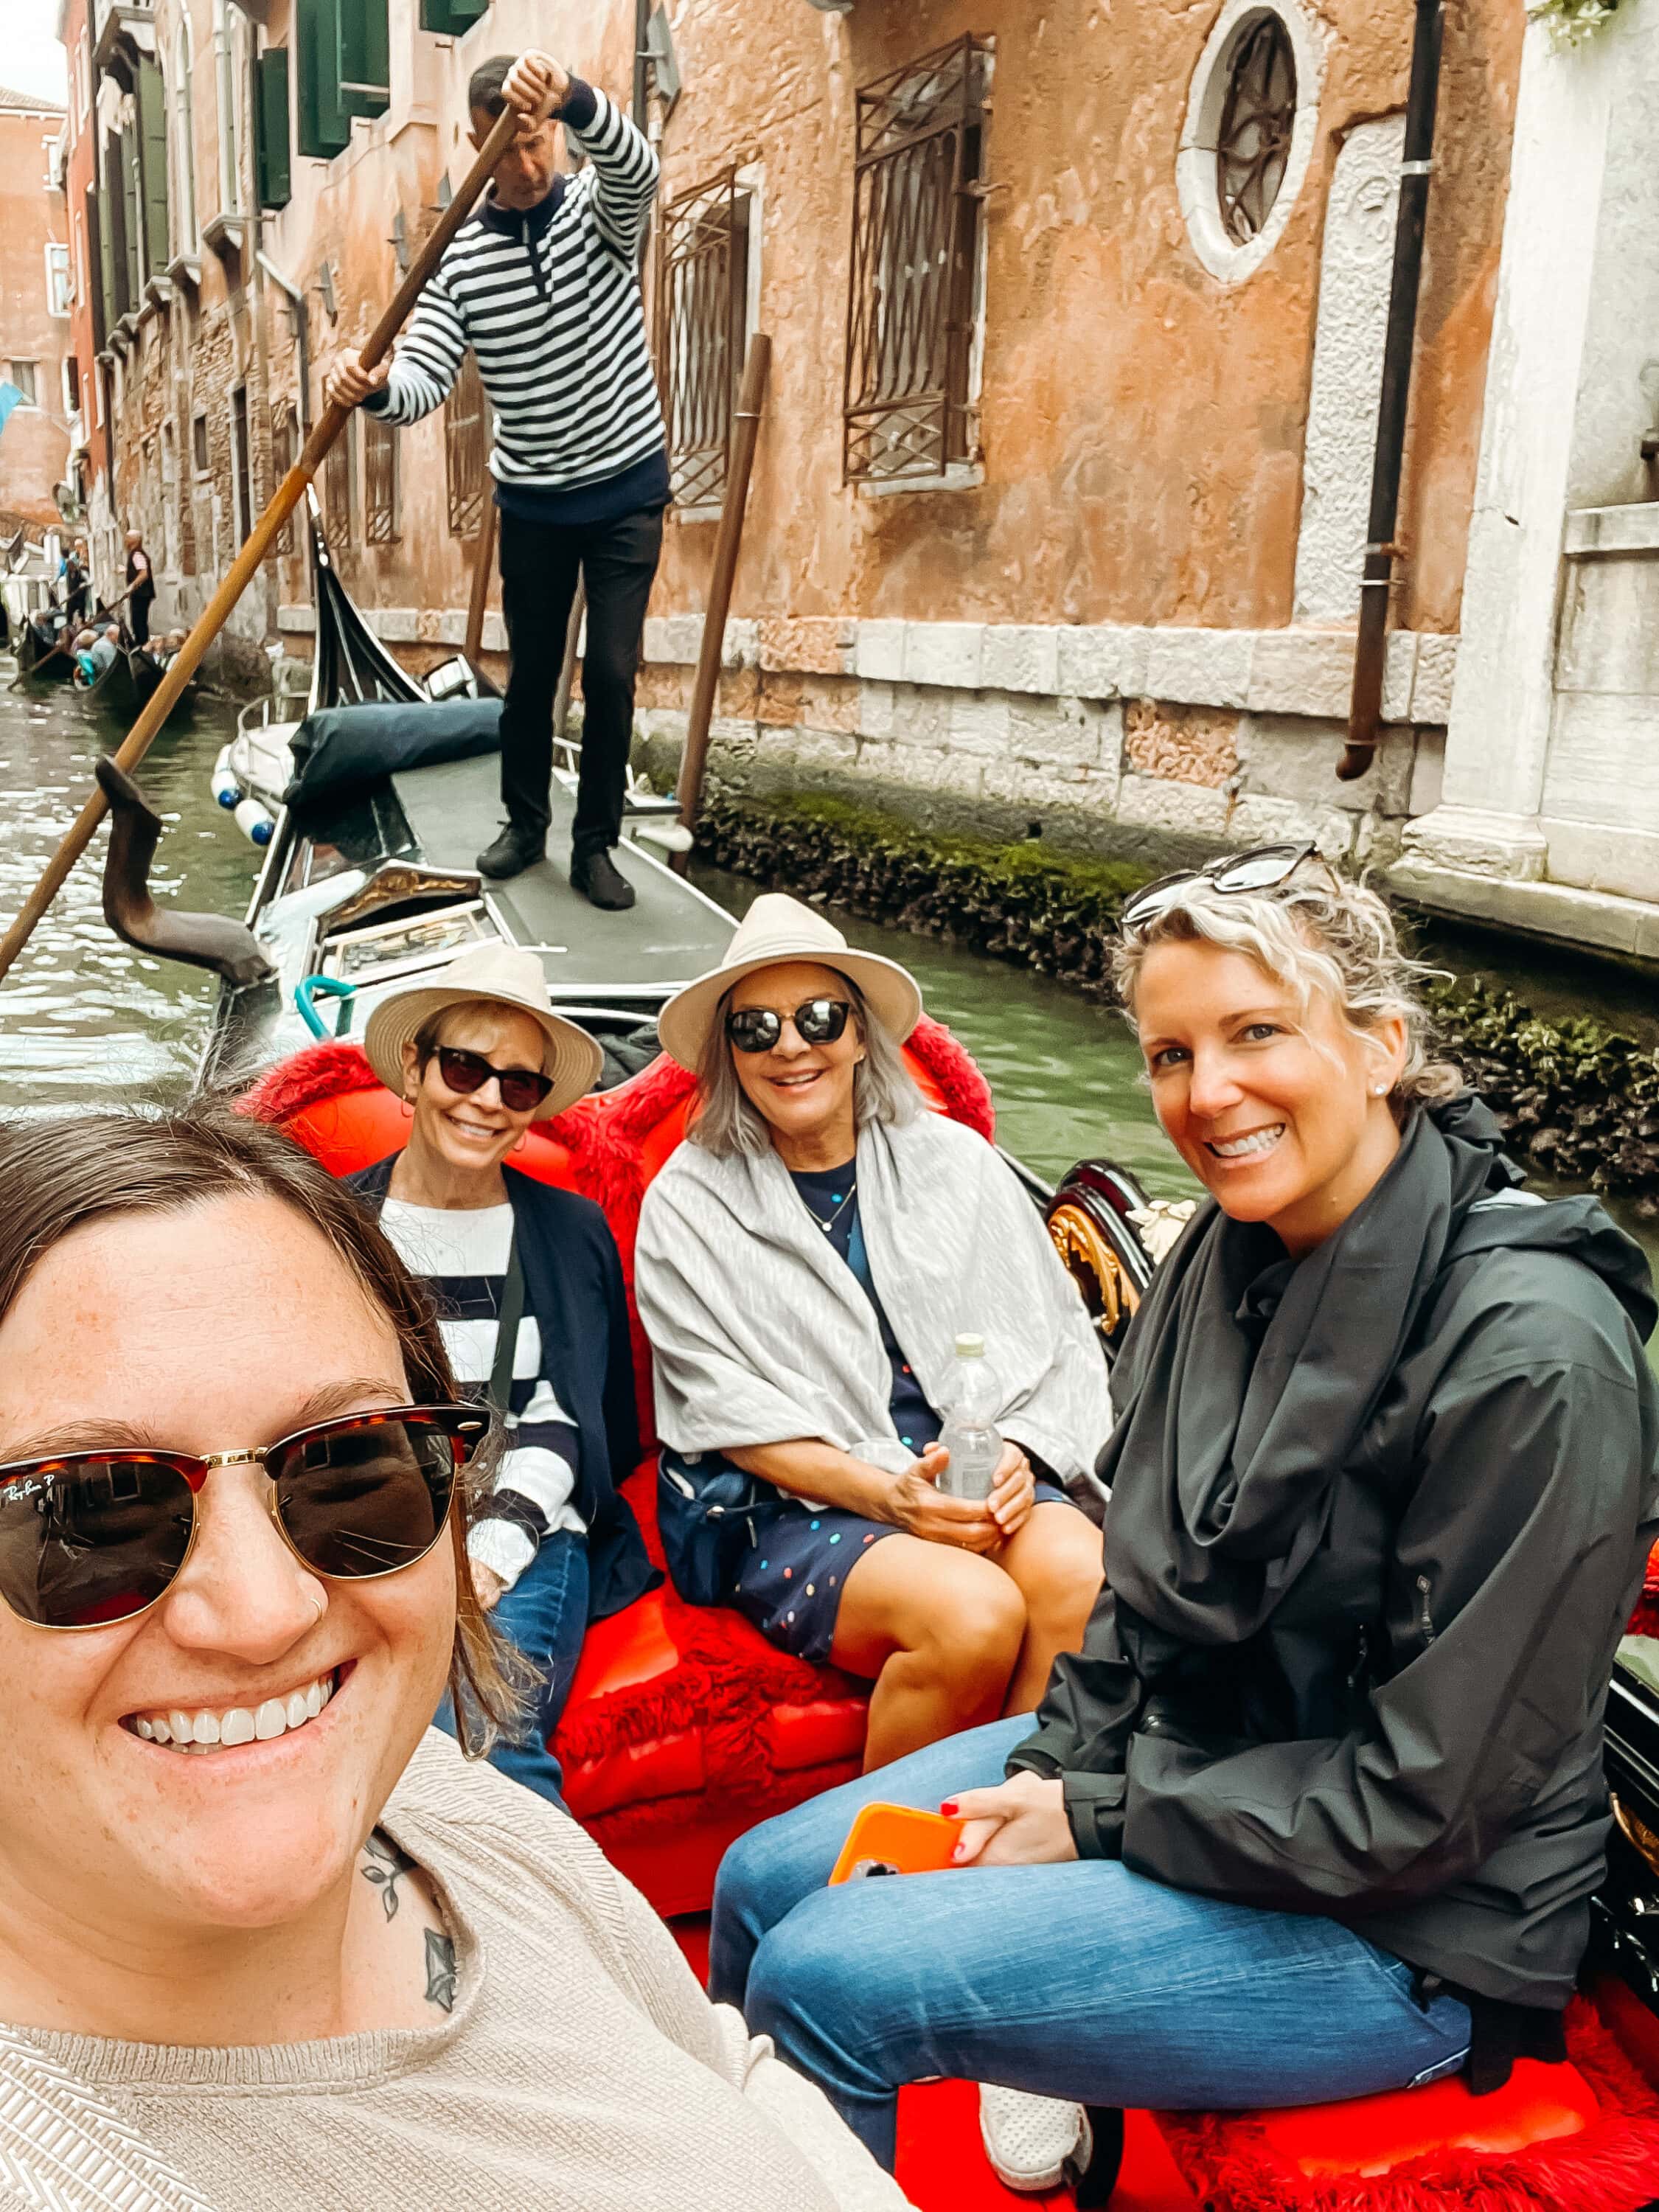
[0,1107,905,2211]
[636,894,1111,1770]
[709,853,1659,2177]
[350,940,655,1810]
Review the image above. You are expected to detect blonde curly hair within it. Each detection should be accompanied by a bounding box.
[1113,868,1463,1110]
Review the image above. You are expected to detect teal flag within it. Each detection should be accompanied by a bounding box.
[0,382,21,437]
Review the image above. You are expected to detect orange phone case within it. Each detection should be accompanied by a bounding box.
[828,1802,965,1885]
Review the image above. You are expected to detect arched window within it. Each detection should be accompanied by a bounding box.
[172,20,197,257]
[215,0,243,218]
[1216,14,1296,246]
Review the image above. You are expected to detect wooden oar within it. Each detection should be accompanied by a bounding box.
[15,580,139,681]
[0,105,520,988]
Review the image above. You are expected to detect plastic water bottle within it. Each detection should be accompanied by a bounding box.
[937,1333,1003,1503]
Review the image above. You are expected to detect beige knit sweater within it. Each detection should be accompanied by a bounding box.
[1,1732,912,2212]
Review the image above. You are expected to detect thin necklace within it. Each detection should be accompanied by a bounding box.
[806,1176,858,1236]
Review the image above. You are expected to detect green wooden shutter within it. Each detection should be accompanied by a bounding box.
[136,57,170,281]
[122,125,143,304]
[420,0,488,33]
[88,182,111,352]
[336,0,389,121]
[295,0,350,159]
[256,50,292,209]
[104,131,131,319]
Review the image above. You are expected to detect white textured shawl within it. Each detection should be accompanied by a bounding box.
[635,1113,1113,1490]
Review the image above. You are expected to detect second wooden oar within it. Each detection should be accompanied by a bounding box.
[0,103,520,989]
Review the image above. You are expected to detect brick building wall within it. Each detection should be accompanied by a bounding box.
[0,95,72,530]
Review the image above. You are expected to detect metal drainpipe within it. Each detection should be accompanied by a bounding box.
[1336,0,1445,782]
[633,0,652,123]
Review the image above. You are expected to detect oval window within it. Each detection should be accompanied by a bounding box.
[1217,13,1298,246]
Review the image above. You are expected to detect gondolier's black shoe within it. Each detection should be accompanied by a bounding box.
[571,850,636,911]
[476,824,546,880]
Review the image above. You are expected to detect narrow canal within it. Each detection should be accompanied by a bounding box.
[1,664,1654,1310]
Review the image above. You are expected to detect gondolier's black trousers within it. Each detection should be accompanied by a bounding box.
[498,504,664,863]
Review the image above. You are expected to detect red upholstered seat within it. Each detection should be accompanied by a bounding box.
[1152,1997,1659,2211]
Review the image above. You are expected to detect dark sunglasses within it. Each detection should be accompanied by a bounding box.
[0,1405,485,1632]
[725,998,853,1054]
[431,1044,553,1114]
[1120,841,1340,931]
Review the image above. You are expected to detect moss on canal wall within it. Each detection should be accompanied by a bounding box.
[695,793,1659,1214]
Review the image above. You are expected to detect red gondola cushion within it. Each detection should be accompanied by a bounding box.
[1152,1998,1659,2212]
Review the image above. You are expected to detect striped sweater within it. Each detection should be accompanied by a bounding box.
[365,80,664,495]
[380,1197,585,1594]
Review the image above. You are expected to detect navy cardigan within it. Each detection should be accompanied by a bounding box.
[350,1155,658,1623]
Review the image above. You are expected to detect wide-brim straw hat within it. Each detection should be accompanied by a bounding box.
[362,941,602,1121]
[656,892,925,1071]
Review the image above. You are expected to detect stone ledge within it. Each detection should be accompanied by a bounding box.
[1388,857,1659,961]
[1564,503,1659,560]
[643,615,1458,720]
[276,603,507,653]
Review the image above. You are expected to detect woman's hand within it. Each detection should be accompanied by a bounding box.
[503,50,571,125]
[945,1773,1078,1867]
[987,1442,1036,1542]
[889,1444,1003,1554]
[470,1561,507,1613]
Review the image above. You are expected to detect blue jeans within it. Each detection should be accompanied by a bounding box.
[435,1529,589,1813]
[712,1717,1472,2169]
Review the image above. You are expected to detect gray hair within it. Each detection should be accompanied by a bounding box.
[1113,871,1462,1110]
[689,971,920,1158]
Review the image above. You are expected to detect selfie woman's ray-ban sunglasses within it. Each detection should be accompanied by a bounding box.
[1120,841,1342,931]
[0,1405,486,1632]
[725,998,853,1054]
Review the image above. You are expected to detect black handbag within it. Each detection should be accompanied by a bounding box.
[655,1446,765,1607]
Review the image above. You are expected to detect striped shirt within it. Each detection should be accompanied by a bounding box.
[380,1199,585,1593]
[364,80,664,495]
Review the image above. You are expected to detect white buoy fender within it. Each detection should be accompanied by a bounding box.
[233,797,274,846]
[210,745,239,810]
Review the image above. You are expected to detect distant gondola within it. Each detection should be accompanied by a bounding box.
[13,608,76,682]
[110,644,201,723]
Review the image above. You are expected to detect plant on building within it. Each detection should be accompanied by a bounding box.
[1527,0,1621,50]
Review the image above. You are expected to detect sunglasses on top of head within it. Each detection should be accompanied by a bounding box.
[1119,841,1342,931]
[0,1404,485,1632]
[428,1045,554,1114]
[724,998,854,1054]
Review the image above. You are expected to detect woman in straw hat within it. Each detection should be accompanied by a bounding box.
[352,942,656,1809]
[636,894,1112,1773]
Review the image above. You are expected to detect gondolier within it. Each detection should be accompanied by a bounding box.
[124,529,156,647]
[325,49,667,914]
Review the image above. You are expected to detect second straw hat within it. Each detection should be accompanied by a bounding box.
[361,940,603,1120]
[656,893,923,1070]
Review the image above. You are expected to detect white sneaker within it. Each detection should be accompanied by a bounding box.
[978,2084,1093,2193]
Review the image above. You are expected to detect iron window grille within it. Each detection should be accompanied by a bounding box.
[364,408,399,543]
[844,35,991,487]
[445,352,490,539]
[654,165,753,512]
[1216,13,1296,248]
[324,408,355,552]
[271,400,297,556]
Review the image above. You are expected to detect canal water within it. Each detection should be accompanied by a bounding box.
[1,663,1653,1297]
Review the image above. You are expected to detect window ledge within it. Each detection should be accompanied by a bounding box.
[167,253,202,291]
[669,502,724,526]
[854,462,985,501]
[143,274,173,313]
[201,211,249,262]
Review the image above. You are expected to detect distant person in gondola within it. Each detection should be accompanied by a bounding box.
[635,895,1113,1773]
[59,539,88,628]
[72,622,119,687]
[124,528,155,647]
[349,942,658,1812]
[324,49,666,917]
